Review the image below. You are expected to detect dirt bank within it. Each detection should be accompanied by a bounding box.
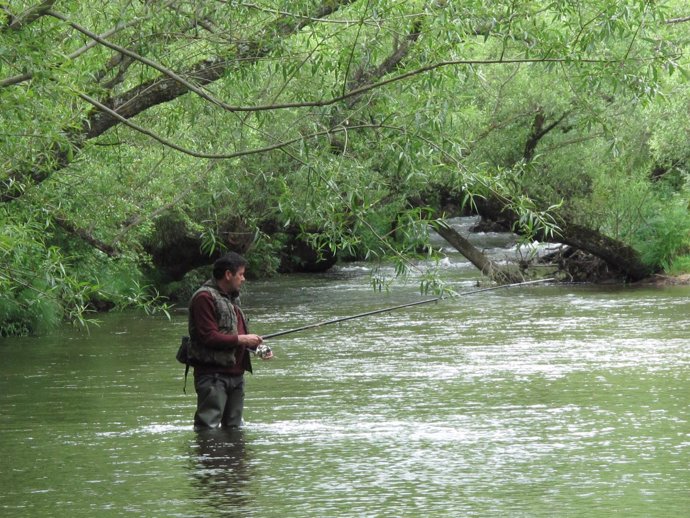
[635,273,690,286]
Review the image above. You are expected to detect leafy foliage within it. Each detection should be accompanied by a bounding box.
[1,0,689,334]
[633,193,690,270]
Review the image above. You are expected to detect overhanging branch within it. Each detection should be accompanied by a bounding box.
[1,0,56,32]
[0,6,169,88]
[79,90,388,159]
[46,8,660,118]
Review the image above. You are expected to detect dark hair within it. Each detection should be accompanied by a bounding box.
[212,252,247,279]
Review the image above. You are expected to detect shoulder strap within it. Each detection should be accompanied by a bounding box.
[182,363,189,394]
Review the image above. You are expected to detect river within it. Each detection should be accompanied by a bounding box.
[1,219,689,517]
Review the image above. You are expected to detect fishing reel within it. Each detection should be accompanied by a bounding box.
[254,343,273,360]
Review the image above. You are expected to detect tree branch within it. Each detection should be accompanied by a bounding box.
[48,8,639,119]
[2,0,665,203]
[1,7,168,88]
[52,213,119,257]
[1,0,358,202]
[666,16,690,24]
[1,0,56,32]
[523,108,571,162]
[345,16,424,106]
[78,90,388,159]
[0,85,390,203]
[98,54,136,90]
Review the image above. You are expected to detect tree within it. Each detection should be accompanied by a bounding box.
[1,0,688,334]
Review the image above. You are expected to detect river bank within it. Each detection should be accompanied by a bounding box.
[637,273,690,286]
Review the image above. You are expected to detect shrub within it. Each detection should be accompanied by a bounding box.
[633,200,690,271]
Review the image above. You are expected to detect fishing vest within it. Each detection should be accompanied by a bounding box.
[187,280,248,369]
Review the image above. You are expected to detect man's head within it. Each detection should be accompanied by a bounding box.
[213,252,248,296]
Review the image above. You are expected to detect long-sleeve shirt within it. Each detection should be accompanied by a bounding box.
[189,290,251,376]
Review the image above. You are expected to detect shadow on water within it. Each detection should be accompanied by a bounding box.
[188,428,254,513]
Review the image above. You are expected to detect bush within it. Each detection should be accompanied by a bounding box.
[668,255,690,275]
[633,200,690,271]
[0,292,60,337]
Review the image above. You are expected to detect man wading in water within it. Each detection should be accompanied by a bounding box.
[187,252,272,430]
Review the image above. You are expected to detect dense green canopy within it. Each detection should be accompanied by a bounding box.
[1,0,689,335]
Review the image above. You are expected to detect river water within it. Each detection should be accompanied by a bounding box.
[1,219,689,517]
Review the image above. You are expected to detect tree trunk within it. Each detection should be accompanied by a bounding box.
[432,220,523,283]
[408,190,519,282]
[474,198,653,281]
[432,221,494,274]
[556,221,654,281]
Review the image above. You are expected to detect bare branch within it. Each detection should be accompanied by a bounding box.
[666,16,690,24]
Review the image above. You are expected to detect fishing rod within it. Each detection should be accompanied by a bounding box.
[261,277,554,340]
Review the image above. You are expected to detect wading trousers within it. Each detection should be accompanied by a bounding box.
[194,373,245,430]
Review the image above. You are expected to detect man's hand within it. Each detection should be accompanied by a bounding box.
[238,334,263,347]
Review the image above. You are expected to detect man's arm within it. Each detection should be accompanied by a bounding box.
[191,292,262,349]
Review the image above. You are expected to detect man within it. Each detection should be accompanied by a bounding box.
[187,252,270,430]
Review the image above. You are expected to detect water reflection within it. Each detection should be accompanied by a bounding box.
[189,428,253,513]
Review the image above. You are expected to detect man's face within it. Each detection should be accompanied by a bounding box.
[225,266,246,295]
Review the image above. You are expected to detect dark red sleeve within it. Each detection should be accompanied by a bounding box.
[190,291,240,349]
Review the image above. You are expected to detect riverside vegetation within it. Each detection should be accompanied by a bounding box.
[1,0,689,336]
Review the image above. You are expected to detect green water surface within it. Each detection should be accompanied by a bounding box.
[1,270,688,517]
